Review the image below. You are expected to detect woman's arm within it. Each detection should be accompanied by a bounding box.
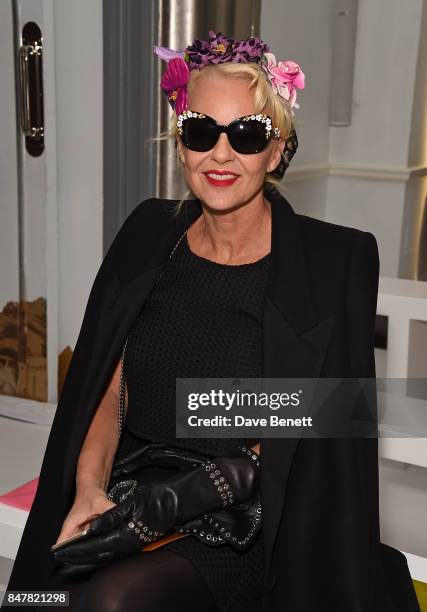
[75,355,127,494]
[54,357,127,545]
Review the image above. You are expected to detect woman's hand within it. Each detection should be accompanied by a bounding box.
[53,486,116,548]
[51,446,260,565]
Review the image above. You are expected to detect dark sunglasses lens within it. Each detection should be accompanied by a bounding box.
[229,120,268,154]
[182,118,218,152]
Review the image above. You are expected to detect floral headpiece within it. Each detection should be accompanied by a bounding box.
[153,31,305,117]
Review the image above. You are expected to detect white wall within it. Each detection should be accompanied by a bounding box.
[53,0,104,351]
[328,0,422,168]
[326,0,426,278]
[260,0,334,220]
[0,2,19,303]
[262,0,427,279]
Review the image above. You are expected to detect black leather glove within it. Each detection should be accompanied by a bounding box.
[53,559,112,582]
[52,445,259,567]
[111,443,207,479]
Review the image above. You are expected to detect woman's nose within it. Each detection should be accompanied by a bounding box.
[211,132,235,162]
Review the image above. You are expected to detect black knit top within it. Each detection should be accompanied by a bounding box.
[117,230,271,458]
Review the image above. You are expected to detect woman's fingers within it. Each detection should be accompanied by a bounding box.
[54,519,92,547]
[53,532,117,559]
[53,496,117,546]
[55,522,85,547]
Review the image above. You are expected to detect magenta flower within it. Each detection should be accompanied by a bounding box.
[260,53,305,109]
[159,57,190,115]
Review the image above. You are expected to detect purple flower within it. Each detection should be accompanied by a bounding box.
[184,30,269,70]
[153,45,186,62]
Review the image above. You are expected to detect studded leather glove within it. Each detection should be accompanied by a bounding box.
[110,442,207,480]
[52,445,260,568]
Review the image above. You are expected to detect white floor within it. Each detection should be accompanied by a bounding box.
[0,555,13,591]
[0,410,53,497]
[0,412,51,568]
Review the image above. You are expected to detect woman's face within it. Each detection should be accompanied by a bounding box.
[176,72,285,212]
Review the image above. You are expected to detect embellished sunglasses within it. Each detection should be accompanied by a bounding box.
[176,110,282,154]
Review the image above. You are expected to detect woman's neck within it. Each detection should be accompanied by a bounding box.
[187,195,272,266]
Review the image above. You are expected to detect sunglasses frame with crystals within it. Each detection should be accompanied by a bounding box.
[176,110,282,154]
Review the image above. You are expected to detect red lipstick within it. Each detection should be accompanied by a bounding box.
[203,170,240,188]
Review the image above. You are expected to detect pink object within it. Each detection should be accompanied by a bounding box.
[160,57,190,115]
[260,53,305,109]
[0,477,39,511]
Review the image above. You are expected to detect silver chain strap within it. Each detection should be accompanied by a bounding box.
[117,228,189,439]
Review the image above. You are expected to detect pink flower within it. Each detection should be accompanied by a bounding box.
[159,57,190,115]
[261,53,305,109]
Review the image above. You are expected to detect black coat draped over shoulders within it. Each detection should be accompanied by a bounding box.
[3,185,420,612]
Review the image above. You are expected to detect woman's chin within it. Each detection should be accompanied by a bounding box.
[191,185,246,213]
[200,196,243,214]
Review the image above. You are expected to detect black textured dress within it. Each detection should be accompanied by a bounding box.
[115,231,270,612]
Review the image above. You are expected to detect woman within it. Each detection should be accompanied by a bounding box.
[3,32,420,612]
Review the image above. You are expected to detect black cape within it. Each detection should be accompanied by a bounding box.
[4,186,420,611]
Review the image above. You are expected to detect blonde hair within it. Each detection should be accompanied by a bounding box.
[148,62,297,216]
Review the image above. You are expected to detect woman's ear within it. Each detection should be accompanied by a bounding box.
[267,138,286,174]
